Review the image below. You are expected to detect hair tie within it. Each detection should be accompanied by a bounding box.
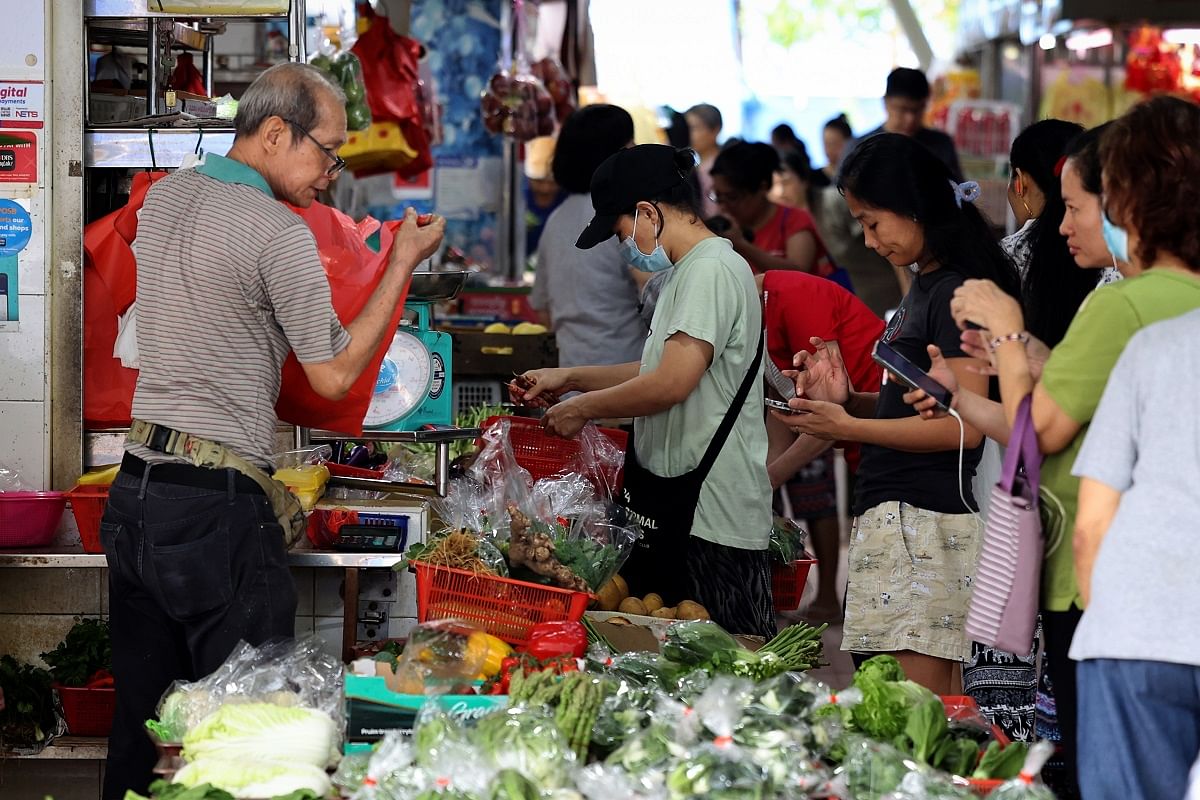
[950,179,981,209]
[1053,155,1068,177]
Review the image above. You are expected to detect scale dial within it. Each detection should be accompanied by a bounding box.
[363,329,433,428]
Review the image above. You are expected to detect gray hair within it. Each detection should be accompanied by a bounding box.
[234,62,346,140]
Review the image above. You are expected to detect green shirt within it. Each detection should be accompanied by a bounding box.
[1040,269,1200,610]
[633,237,771,550]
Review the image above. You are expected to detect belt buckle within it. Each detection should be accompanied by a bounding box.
[147,425,172,453]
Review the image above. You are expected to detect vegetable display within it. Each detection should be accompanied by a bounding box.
[41,617,111,687]
[0,654,62,753]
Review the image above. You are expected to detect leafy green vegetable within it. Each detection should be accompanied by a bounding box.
[853,654,906,686]
[552,534,619,592]
[768,516,807,564]
[487,769,541,800]
[662,621,743,667]
[471,706,574,788]
[182,703,339,769]
[0,655,59,751]
[40,618,111,688]
[905,697,949,764]
[173,759,332,799]
[974,740,1029,780]
[128,779,235,800]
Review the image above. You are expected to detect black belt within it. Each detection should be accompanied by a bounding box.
[121,452,265,496]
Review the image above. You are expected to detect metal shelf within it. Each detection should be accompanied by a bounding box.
[85,127,233,168]
[89,19,211,51]
[4,736,109,761]
[85,0,291,19]
[0,547,408,570]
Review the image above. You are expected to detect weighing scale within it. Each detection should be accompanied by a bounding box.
[364,271,469,432]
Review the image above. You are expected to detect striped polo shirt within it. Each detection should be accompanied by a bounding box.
[127,154,350,469]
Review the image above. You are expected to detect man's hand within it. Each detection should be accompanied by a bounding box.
[788,338,851,406]
[389,208,446,270]
[770,398,852,440]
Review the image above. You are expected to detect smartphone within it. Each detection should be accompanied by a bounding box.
[871,340,954,411]
[765,398,808,415]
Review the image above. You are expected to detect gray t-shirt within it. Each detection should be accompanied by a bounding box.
[129,156,350,469]
[635,237,771,550]
[1070,308,1200,666]
[529,193,648,368]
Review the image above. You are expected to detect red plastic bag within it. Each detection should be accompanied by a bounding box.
[275,203,408,434]
[82,175,406,435]
[350,9,432,177]
[168,53,206,96]
[82,171,166,428]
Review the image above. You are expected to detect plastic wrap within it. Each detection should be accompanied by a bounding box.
[272,446,332,512]
[988,742,1058,800]
[350,731,425,800]
[381,620,490,696]
[576,763,668,800]
[836,736,931,800]
[881,771,974,799]
[0,462,35,492]
[768,515,809,564]
[569,423,626,504]
[470,706,577,788]
[152,637,344,742]
[590,682,660,750]
[432,478,491,536]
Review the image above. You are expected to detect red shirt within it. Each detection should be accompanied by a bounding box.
[764,271,885,472]
[749,205,835,277]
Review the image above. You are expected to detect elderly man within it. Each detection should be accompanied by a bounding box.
[99,63,444,798]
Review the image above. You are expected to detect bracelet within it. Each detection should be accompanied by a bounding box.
[989,331,1030,351]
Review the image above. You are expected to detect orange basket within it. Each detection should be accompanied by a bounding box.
[940,695,1012,796]
[771,558,817,611]
[57,685,116,737]
[412,561,591,647]
[68,485,110,554]
[480,416,628,493]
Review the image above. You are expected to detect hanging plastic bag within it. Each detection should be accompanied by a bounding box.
[82,171,167,428]
[480,0,556,141]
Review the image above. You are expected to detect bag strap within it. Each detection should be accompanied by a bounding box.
[696,327,765,476]
[998,394,1042,494]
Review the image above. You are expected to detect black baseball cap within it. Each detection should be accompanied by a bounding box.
[576,144,691,250]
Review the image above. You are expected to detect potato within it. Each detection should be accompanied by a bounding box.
[650,606,677,619]
[596,579,624,612]
[612,574,630,600]
[642,593,665,613]
[618,597,648,616]
[676,600,710,621]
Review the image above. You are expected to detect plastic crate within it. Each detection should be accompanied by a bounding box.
[481,416,628,492]
[453,380,504,416]
[68,485,109,554]
[771,558,817,612]
[57,685,117,737]
[412,561,590,647]
[0,492,67,548]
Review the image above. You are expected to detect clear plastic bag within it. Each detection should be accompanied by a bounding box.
[432,478,491,536]
[576,762,668,800]
[380,620,490,696]
[469,706,577,788]
[881,771,974,799]
[989,742,1058,800]
[0,461,35,492]
[836,736,929,800]
[349,730,425,800]
[153,637,344,742]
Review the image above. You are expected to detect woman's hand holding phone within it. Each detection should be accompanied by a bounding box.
[901,345,961,419]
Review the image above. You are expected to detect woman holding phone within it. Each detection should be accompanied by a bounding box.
[773,133,1020,693]
[514,144,774,638]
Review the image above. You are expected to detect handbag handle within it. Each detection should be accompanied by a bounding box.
[998,394,1042,495]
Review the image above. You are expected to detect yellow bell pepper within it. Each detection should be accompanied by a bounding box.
[466,631,512,678]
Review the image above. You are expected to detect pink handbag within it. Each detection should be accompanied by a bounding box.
[966,394,1044,654]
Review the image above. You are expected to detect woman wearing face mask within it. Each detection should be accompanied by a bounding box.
[774,133,1021,693]
[711,141,834,277]
[905,97,1200,795]
[514,145,774,638]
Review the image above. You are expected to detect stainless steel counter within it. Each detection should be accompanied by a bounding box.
[0,547,407,569]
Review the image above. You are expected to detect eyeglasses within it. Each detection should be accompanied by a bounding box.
[281,117,347,177]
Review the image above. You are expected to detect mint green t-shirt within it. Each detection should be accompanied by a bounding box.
[633,237,771,550]
[1040,269,1200,611]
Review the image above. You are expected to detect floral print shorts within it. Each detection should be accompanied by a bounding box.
[842,501,983,661]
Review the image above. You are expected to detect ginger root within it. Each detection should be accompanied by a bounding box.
[508,506,589,593]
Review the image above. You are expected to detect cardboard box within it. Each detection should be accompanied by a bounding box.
[344,673,507,744]
[449,329,559,376]
[586,611,765,654]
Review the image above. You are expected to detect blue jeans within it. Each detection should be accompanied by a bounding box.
[100,466,297,800]
[1078,658,1200,800]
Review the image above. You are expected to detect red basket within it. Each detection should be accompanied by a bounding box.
[940,695,1011,796]
[57,685,117,737]
[480,416,628,493]
[771,558,817,612]
[412,561,591,647]
[0,492,68,548]
[68,485,110,554]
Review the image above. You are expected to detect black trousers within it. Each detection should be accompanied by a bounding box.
[99,463,297,800]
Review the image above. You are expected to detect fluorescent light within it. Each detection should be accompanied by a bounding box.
[1164,28,1200,45]
[1039,33,1057,50]
[1065,28,1113,52]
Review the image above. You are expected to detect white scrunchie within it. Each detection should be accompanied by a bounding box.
[950,179,981,208]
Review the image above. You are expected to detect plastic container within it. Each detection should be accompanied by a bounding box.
[68,485,110,554]
[770,558,817,611]
[57,685,117,737]
[412,561,591,647]
[0,492,67,548]
[481,415,628,490]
